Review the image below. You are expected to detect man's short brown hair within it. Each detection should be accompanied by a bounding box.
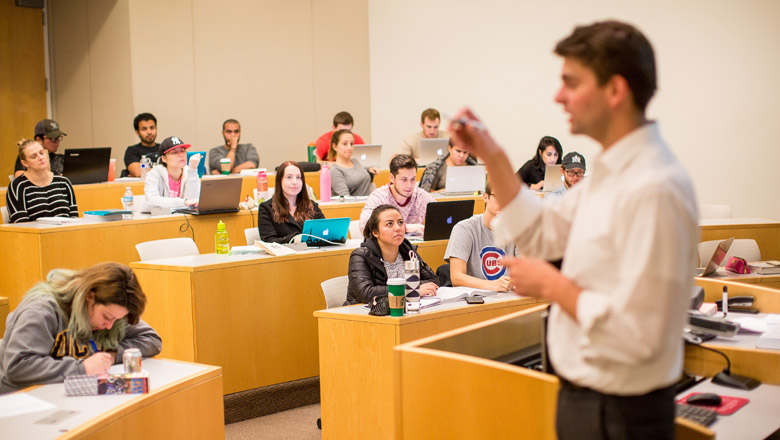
[554,20,656,112]
[332,111,354,127]
[420,108,440,123]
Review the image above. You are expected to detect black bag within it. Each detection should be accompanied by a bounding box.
[368,295,389,316]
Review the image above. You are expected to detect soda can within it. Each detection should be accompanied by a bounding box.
[123,348,143,374]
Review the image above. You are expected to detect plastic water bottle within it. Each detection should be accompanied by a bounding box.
[320,162,331,202]
[215,220,230,254]
[140,155,151,180]
[122,187,134,220]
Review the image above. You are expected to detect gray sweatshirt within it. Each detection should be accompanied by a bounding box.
[0,296,162,393]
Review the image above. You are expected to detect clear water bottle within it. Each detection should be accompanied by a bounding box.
[140,155,151,180]
[319,162,331,202]
[215,220,230,254]
[122,187,134,220]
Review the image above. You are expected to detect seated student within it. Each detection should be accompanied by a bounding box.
[419,137,478,192]
[346,205,438,304]
[123,112,160,177]
[144,136,201,209]
[444,182,516,291]
[6,139,78,223]
[516,136,563,190]
[546,151,586,199]
[258,161,325,243]
[0,262,162,393]
[14,119,66,178]
[329,129,378,197]
[208,119,260,174]
[396,108,449,159]
[314,111,366,161]
[359,154,435,235]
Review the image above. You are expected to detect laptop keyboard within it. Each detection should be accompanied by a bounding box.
[676,403,718,427]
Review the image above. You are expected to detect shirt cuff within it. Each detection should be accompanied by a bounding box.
[490,185,542,247]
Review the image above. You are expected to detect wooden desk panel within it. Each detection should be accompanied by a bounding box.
[700,218,780,260]
[0,296,8,337]
[315,296,543,440]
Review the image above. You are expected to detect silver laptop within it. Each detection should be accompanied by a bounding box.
[174,177,243,215]
[353,144,382,169]
[695,237,734,277]
[443,165,486,195]
[419,138,449,166]
[541,165,563,192]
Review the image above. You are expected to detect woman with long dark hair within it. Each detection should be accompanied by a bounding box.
[257,161,325,243]
[516,136,562,190]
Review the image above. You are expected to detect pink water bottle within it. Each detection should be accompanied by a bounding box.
[256,170,268,192]
[320,162,331,202]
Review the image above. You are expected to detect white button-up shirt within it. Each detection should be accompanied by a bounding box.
[493,122,699,395]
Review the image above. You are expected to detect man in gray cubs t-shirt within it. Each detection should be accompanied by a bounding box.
[443,183,516,291]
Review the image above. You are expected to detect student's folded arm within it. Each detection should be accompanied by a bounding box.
[347,254,386,304]
[3,307,85,387]
[245,144,260,167]
[116,319,162,361]
[575,182,697,365]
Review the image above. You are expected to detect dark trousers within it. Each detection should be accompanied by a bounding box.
[556,379,676,440]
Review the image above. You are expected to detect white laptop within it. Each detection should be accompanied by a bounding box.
[353,144,382,169]
[443,165,486,195]
[541,165,563,192]
[419,138,449,166]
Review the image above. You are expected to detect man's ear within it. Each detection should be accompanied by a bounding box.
[605,74,631,109]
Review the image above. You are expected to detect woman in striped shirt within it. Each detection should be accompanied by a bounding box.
[6,139,78,223]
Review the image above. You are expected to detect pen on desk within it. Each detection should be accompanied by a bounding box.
[722,286,728,317]
[90,339,99,353]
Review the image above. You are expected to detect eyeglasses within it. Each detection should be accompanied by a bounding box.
[564,170,585,178]
[44,135,64,142]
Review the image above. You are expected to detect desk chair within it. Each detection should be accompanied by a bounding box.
[1,206,8,224]
[699,204,732,219]
[348,220,361,239]
[698,239,761,266]
[135,237,199,261]
[244,227,260,246]
[320,275,348,309]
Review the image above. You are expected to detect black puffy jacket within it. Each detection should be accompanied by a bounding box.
[345,237,438,305]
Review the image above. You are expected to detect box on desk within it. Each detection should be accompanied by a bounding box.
[64,372,149,396]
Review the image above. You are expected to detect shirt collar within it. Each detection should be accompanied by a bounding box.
[592,121,661,176]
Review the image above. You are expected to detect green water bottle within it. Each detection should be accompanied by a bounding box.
[215,220,230,254]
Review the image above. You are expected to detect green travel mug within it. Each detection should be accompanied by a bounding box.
[387,278,405,317]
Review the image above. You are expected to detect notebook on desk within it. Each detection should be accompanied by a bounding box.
[300,217,350,246]
[422,199,474,241]
[63,147,111,185]
[173,177,242,215]
[442,165,486,195]
[353,144,382,169]
[419,138,449,166]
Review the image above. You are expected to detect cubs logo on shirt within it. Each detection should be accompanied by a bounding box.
[480,246,506,280]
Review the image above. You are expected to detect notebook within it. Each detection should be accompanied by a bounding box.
[443,165,486,195]
[541,165,563,192]
[353,144,382,169]
[300,217,350,246]
[63,147,112,185]
[695,237,734,277]
[422,199,475,241]
[419,138,449,166]
[173,177,242,215]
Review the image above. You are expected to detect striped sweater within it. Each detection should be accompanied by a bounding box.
[6,175,79,223]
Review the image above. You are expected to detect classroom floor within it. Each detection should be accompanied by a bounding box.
[226,404,322,439]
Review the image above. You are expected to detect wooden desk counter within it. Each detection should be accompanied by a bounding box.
[700,217,780,260]
[0,211,255,310]
[0,358,224,439]
[315,294,544,440]
[0,296,8,337]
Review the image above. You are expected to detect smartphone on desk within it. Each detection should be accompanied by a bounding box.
[465,296,484,305]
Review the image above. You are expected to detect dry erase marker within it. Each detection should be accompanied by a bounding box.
[443,113,486,131]
[722,286,728,317]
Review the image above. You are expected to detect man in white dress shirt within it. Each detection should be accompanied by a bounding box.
[450,21,698,439]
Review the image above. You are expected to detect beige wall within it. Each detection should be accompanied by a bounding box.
[368,0,780,219]
[49,0,371,173]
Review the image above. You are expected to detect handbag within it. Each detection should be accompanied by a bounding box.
[725,256,751,274]
[368,295,389,316]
